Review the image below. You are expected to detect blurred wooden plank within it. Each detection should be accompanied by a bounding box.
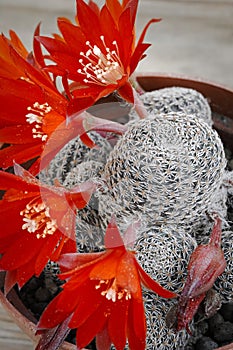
[0,304,34,350]
[0,343,33,350]
[0,0,232,88]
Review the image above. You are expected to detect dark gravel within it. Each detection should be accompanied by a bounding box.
[18,271,62,320]
[195,337,218,350]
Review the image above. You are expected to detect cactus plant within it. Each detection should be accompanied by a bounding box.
[130,87,213,126]
[100,112,226,231]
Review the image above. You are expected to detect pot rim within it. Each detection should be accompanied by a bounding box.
[136,71,233,96]
[136,72,233,115]
[136,72,233,153]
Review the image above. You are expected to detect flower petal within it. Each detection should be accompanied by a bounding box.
[0,170,39,192]
[76,0,102,45]
[106,0,123,23]
[104,216,125,249]
[8,30,28,58]
[58,251,107,272]
[38,291,77,329]
[33,24,46,68]
[0,199,29,237]
[96,324,112,350]
[34,231,63,275]
[116,253,141,297]
[76,301,107,349]
[0,233,44,271]
[16,260,38,289]
[0,143,43,170]
[130,18,161,74]
[4,270,18,294]
[89,250,123,280]
[57,18,86,54]
[118,81,134,103]
[136,260,177,298]
[68,280,103,328]
[0,125,36,144]
[127,296,146,350]
[108,298,128,349]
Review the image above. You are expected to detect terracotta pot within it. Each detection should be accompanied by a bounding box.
[0,74,233,350]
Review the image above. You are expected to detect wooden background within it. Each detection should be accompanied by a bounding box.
[0,0,233,88]
[0,0,232,349]
[0,306,34,349]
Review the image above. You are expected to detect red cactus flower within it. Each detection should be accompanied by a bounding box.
[0,29,127,173]
[37,0,160,105]
[176,216,226,333]
[37,218,177,350]
[0,31,29,79]
[0,163,96,293]
[0,30,99,173]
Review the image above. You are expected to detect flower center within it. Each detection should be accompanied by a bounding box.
[96,279,131,302]
[77,36,124,86]
[20,198,57,239]
[26,102,52,142]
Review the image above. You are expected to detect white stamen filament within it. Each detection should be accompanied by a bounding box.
[26,102,52,141]
[20,200,57,239]
[77,36,124,86]
[96,278,132,302]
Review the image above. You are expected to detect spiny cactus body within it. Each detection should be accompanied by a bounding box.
[143,292,190,350]
[100,113,226,231]
[130,87,213,126]
[135,226,197,294]
[39,131,112,185]
[39,132,112,252]
[214,229,233,302]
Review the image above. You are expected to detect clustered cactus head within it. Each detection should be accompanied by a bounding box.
[39,131,113,186]
[143,292,190,349]
[135,226,197,294]
[130,87,213,126]
[39,131,113,253]
[133,226,196,348]
[100,112,226,231]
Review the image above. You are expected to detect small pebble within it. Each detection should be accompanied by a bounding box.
[35,286,51,302]
[212,321,233,343]
[224,147,232,161]
[44,277,59,296]
[31,301,48,315]
[196,320,209,336]
[219,302,233,322]
[208,313,224,335]
[25,277,40,291]
[25,294,36,307]
[228,159,233,171]
[227,211,233,222]
[195,336,218,350]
